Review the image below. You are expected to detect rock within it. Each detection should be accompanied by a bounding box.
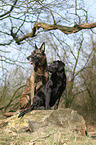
[45,109,87,135]
[0,109,87,136]
[2,109,96,144]
[18,109,86,135]
[28,120,42,132]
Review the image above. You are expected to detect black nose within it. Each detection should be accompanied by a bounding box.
[27,56,30,60]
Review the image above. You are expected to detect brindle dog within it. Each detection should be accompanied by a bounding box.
[19,43,49,112]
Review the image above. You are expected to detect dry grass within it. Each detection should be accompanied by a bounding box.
[0,129,96,145]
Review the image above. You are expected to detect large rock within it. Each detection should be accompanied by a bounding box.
[45,109,87,135]
[0,109,86,136]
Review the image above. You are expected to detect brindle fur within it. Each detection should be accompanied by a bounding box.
[19,43,49,112]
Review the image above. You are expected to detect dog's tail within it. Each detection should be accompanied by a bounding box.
[18,105,34,118]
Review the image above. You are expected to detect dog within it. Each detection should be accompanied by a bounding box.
[18,60,66,118]
[19,43,49,112]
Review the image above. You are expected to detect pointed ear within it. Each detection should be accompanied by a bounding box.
[35,43,38,49]
[40,42,45,52]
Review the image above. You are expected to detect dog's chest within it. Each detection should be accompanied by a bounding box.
[35,71,48,83]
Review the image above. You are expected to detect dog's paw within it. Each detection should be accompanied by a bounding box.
[46,106,51,110]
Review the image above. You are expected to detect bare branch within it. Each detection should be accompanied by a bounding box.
[0,40,13,46]
[0,0,18,18]
[0,85,25,111]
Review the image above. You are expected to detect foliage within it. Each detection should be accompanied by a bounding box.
[0,67,28,112]
[80,42,96,110]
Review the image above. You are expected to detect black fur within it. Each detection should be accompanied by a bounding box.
[18,60,66,118]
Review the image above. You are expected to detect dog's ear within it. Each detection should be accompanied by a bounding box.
[40,42,45,53]
[58,61,65,71]
[35,44,38,49]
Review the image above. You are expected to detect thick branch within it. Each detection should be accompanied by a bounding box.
[0,0,18,18]
[11,22,96,44]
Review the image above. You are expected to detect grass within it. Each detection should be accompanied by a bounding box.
[0,128,95,145]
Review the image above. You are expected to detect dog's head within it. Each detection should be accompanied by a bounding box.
[47,60,65,73]
[27,43,46,66]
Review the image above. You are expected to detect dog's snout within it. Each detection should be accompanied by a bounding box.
[27,56,29,60]
[27,56,32,61]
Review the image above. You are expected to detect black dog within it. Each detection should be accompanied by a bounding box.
[18,60,66,118]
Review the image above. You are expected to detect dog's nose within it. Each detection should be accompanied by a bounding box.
[27,56,30,60]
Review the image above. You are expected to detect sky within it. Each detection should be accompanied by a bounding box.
[0,0,96,84]
[85,0,96,22]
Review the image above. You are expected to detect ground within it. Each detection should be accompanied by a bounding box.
[0,109,96,145]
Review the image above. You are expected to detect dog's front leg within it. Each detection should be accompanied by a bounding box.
[30,69,35,105]
[45,93,51,110]
[54,98,60,110]
[44,80,53,110]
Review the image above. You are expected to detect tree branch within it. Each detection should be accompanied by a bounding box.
[0,40,13,46]
[0,0,18,18]
[11,22,96,44]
